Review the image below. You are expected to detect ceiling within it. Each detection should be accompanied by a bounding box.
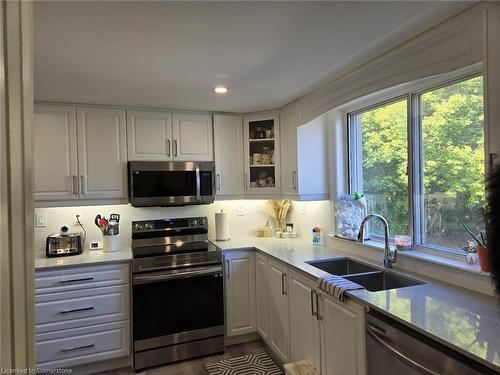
[34,1,474,113]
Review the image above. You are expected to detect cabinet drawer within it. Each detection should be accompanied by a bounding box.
[36,321,130,368]
[36,263,129,294]
[36,285,130,333]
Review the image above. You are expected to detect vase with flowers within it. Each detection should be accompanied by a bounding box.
[265,199,292,237]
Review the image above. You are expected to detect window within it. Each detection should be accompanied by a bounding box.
[349,75,485,253]
[349,98,409,236]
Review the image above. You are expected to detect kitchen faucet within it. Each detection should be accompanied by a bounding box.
[357,214,398,268]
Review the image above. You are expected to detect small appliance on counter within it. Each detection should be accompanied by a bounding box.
[46,225,83,257]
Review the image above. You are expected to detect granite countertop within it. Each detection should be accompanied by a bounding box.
[212,236,500,373]
[34,247,132,270]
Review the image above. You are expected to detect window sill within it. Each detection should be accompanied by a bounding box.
[328,234,489,277]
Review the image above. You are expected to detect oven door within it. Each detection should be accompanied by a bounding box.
[132,264,224,352]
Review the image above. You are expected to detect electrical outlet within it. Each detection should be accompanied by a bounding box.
[72,212,82,226]
[300,202,307,216]
[237,202,244,216]
[34,213,47,228]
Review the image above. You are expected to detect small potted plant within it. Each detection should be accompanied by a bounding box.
[460,219,490,272]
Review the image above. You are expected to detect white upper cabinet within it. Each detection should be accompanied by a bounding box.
[77,106,127,200]
[34,104,78,201]
[289,270,321,372]
[243,111,281,194]
[224,251,257,337]
[127,110,172,161]
[172,113,213,161]
[279,103,329,200]
[280,104,299,195]
[213,114,244,196]
[320,293,366,375]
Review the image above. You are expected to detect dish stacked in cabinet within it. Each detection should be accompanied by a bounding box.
[35,263,130,370]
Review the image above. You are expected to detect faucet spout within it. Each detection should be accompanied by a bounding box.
[357,214,398,268]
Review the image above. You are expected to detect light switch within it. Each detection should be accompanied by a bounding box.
[35,213,47,228]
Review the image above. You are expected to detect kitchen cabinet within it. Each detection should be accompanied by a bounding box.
[279,103,329,200]
[224,251,257,337]
[319,292,366,375]
[213,114,244,196]
[172,113,213,161]
[255,252,270,342]
[126,110,172,161]
[33,104,127,203]
[268,259,290,362]
[77,106,127,200]
[33,104,78,201]
[35,262,130,369]
[289,270,321,372]
[243,111,281,194]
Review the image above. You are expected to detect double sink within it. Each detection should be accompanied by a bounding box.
[306,258,424,292]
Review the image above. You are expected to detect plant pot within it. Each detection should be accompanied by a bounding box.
[477,246,491,272]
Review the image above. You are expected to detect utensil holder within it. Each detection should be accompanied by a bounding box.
[103,235,119,252]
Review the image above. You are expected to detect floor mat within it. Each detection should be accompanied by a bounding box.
[204,349,284,375]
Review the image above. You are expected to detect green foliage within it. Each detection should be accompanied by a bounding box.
[359,76,484,249]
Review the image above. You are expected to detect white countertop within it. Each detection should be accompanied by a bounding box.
[34,247,132,270]
[211,236,500,373]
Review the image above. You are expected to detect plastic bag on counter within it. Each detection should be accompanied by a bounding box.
[335,195,367,240]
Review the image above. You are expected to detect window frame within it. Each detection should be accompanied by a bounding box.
[347,71,485,255]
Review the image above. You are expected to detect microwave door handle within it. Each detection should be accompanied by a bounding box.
[196,167,201,202]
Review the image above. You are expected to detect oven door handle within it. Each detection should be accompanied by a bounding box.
[133,266,222,285]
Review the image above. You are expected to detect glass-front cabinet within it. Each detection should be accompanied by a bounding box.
[243,112,280,193]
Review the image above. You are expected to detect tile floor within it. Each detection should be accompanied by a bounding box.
[101,340,266,375]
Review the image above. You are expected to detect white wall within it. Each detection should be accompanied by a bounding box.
[34,200,330,254]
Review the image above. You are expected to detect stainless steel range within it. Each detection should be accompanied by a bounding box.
[131,217,224,370]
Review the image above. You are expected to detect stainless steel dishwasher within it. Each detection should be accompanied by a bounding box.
[365,310,496,375]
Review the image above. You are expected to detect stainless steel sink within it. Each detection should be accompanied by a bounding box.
[306,257,379,276]
[344,271,424,292]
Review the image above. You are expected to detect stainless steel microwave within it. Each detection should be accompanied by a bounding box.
[128,161,215,207]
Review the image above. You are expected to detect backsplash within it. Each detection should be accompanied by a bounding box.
[33,200,331,254]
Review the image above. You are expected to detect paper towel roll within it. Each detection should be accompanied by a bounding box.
[215,210,230,241]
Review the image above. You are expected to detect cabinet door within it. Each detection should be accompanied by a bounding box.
[255,253,270,342]
[224,252,256,337]
[243,112,281,194]
[127,110,172,161]
[320,293,366,375]
[213,114,244,196]
[289,270,321,372]
[172,113,213,161]
[77,107,127,200]
[280,104,298,195]
[33,104,78,201]
[268,259,289,362]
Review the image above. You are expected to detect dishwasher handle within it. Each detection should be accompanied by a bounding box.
[366,325,440,375]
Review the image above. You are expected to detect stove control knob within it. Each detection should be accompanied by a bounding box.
[190,219,198,227]
[199,218,206,226]
[134,223,143,231]
[144,223,153,230]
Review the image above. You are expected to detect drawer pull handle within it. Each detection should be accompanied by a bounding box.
[60,306,94,314]
[60,343,95,353]
[59,277,94,284]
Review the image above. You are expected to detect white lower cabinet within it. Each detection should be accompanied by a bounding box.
[224,251,257,337]
[35,262,131,369]
[289,270,321,372]
[255,252,271,341]
[319,292,366,375]
[268,259,290,363]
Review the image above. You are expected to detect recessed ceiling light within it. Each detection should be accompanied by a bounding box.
[214,86,228,94]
